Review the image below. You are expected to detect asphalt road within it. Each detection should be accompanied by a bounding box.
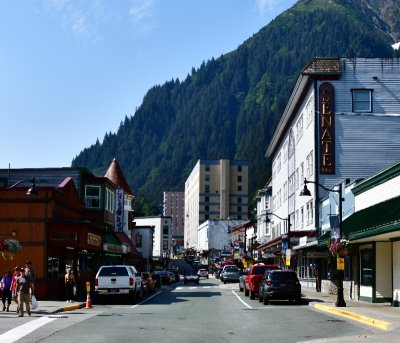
[0,279,374,343]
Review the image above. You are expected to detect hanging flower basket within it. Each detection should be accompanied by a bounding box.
[327,238,349,257]
[0,239,21,260]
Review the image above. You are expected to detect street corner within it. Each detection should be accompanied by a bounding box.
[312,303,392,331]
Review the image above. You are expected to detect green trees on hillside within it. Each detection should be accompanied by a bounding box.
[71,0,398,203]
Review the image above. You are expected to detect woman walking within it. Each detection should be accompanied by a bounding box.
[1,270,12,312]
[65,269,75,303]
[11,266,21,313]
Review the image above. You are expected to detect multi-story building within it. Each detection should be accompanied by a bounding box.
[0,160,141,299]
[134,216,172,259]
[259,57,400,299]
[184,159,249,249]
[163,191,184,253]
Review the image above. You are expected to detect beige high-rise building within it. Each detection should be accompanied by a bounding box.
[163,191,184,253]
[184,159,248,249]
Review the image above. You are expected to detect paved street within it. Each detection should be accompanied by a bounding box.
[2,277,399,343]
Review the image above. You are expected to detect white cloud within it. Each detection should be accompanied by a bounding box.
[43,0,104,42]
[256,0,285,16]
[128,0,158,34]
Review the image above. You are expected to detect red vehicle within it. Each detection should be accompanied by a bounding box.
[244,263,280,299]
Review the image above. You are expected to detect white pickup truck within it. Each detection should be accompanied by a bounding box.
[95,265,143,303]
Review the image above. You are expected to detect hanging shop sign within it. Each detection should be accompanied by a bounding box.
[51,232,77,241]
[319,82,335,174]
[114,188,125,232]
[88,233,101,247]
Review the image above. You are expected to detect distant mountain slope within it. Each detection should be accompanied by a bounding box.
[72,0,399,203]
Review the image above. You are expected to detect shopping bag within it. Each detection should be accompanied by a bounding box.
[73,285,77,296]
[31,295,38,309]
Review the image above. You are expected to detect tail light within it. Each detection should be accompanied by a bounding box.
[95,278,98,286]
[129,277,134,286]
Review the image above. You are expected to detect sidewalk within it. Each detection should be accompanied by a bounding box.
[302,286,400,332]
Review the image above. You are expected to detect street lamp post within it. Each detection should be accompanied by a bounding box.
[266,213,291,266]
[300,178,346,307]
[4,177,39,195]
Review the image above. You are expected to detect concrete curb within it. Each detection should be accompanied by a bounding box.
[53,302,86,314]
[313,303,392,331]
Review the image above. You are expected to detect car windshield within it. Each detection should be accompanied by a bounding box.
[224,266,238,272]
[270,272,298,281]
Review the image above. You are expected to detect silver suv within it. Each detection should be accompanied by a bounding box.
[95,265,143,303]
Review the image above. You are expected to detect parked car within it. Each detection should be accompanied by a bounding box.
[184,273,200,284]
[153,270,172,285]
[259,270,301,305]
[220,265,240,284]
[214,267,223,279]
[197,268,209,278]
[95,265,143,303]
[244,263,280,299]
[239,268,250,292]
[166,269,181,283]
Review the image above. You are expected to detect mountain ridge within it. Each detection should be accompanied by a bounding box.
[72,0,400,205]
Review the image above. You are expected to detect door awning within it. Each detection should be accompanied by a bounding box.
[342,195,400,241]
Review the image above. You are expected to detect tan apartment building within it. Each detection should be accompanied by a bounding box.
[163,191,184,254]
[184,159,248,249]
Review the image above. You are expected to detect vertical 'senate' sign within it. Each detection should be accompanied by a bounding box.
[319,82,335,174]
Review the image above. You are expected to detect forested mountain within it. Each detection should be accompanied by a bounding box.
[72,0,400,205]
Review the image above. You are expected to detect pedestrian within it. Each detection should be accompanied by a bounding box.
[11,266,21,313]
[16,268,32,317]
[1,270,12,312]
[65,269,75,303]
[25,260,35,296]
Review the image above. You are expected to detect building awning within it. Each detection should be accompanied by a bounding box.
[256,230,316,252]
[256,236,282,251]
[104,233,122,253]
[115,232,142,258]
[343,195,400,241]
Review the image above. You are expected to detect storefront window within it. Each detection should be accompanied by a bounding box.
[360,249,373,286]
[47,257,59,281]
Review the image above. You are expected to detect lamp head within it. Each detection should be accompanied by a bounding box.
[26,177,39,196]
[300,184,312,196]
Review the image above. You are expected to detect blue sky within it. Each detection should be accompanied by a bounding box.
[0,0,296,169]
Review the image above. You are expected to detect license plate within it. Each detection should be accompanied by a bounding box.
[109,289,119,293]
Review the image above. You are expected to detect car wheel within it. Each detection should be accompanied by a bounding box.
[244,288,249,296]
[250,291,255,300]
[263,295,269,305]
[258,293,263,302]
[224,281,226,284]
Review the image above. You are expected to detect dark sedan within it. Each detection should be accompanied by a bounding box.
[259,270,301,305]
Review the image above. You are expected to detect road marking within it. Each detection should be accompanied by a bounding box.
[0,316,57,343]
[232,290,252,309]
[189,287,197,289]
[130,291,162,308]
[313,303,392,330]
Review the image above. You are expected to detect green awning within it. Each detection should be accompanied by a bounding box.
[105,233,121,245]
[342,195,400,241]
[317,231,330,246]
